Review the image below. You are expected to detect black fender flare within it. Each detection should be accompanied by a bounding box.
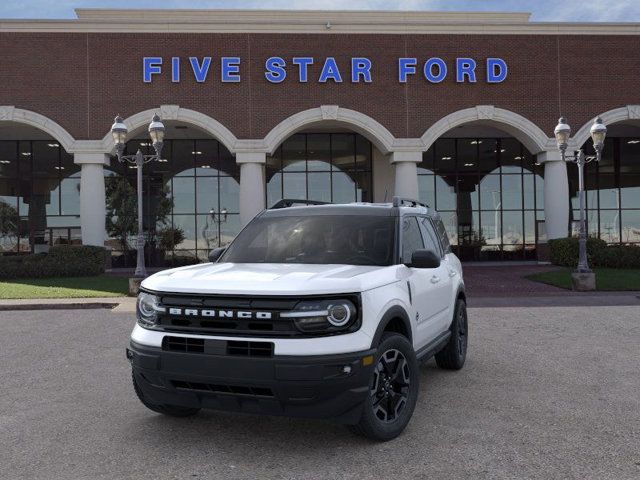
[370,305,413,348]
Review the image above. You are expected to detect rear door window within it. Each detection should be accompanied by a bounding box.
[419,217,443,258]
[401,217,425,264]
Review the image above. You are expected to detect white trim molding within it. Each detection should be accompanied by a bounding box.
[421,106,552,154]
[99,105,239,155]
[0,106,76,152]
[570,105,640,149]
[264,106,396,155]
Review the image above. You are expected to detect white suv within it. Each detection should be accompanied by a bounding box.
[128,197,467,441]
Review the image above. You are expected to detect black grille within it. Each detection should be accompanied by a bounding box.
[227,341,273,357]
[162,336,274,357]
[171,380,274,397]
[162,336,204,353]
[157,295,299,337]
[153,293,361,338]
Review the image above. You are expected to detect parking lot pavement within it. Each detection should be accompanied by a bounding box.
[1,307,639,480]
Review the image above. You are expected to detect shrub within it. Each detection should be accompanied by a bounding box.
[594,245,640,268]
[164,254,201,268]
[549,237,607,267]
[549,237,640,269]
[0,245,108,279]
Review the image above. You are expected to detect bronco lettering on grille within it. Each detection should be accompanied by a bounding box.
[167,308,273,320]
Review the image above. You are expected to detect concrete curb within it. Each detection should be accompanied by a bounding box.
[0,302,120,311]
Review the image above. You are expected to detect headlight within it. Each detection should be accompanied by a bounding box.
[136,292,164,328]
[282,299,358,334]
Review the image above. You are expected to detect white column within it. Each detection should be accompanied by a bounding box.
[75,153,109,246]
[538,151,569,240]
[237,152,266,226]
[391,150,422,199]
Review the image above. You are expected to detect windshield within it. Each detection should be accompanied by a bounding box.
[221,215,396,266]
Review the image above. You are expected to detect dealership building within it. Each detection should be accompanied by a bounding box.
[0,9,639,265]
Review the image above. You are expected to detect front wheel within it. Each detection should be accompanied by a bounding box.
[434,298,468,370]
[132,372,200,417]
[350,333,419,441]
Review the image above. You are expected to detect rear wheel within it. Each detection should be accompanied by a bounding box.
[350,332,419,441]
[132,371,200,417]
[435,298,468,370]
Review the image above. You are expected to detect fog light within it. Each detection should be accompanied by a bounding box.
[362,355,374,366]
[342,365,352,374]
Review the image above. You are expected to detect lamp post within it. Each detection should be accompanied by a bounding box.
[553,116,607,288]
[202,207,228,251]
[111,114,165,277]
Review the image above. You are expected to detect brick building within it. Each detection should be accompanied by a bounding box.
[0,9,638,264]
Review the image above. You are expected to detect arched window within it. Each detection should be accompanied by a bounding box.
[571,135,640,244]
[418,137,544,261]
[266,133,373,208]
[0,140,80,253]
[107,138,239,267]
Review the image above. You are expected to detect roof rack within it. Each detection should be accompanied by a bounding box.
[270,199,331,209]
[392,196,429,208]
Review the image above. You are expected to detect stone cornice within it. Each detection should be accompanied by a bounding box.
[0,9,639,35]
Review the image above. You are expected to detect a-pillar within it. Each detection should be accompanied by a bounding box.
[75,153,109,246]
[237,152,266,226]
[538,151,569,240]
[391,150,422,199]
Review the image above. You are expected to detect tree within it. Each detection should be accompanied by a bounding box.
[0,200,19,251]
[105,176,173,251]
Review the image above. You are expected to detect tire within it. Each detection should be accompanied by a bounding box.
[132,371,200,418]
[349,332,419,441]
[434,298,468,370]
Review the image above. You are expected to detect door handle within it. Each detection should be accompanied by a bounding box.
[430,275,441,284]
[448,269,457,278]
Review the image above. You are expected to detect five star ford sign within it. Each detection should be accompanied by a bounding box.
[142,56,508,84]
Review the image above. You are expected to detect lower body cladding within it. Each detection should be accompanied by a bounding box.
[128,339,376,424]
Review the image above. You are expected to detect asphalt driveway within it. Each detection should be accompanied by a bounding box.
[1,306,639,479]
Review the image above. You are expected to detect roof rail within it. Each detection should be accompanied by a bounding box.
[270,199,331,209]
[392,196,429,208]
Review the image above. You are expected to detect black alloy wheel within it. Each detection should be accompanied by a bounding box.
[350,333,419,441]
[371,349,411,423]
[434,298,468,370]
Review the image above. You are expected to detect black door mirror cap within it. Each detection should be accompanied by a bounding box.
[208,247,227,263]
[406,249,441,269]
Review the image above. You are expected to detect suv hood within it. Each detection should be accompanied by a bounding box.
[141,262,398,295]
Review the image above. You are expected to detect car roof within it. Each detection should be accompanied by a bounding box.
[262,202,436,218]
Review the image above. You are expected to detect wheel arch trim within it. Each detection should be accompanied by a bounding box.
[370,305,413,347]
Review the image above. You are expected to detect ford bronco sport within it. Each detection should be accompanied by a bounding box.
[128,197,467,441]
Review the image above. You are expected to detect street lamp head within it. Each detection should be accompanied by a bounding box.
[221,207,228,222]
[111,115,128,154]
[590,117,607,156]
[148,114,165,156]
[554,117,571,154]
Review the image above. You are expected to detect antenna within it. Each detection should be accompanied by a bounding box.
[383,189,388,203]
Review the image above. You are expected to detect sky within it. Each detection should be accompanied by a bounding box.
[0,0,639,22]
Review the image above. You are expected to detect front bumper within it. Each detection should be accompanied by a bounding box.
[128,340,376,424]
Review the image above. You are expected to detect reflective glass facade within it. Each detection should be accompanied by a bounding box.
[418,138,545,261]
[266,133,373,207]
[107,139,240,267]
[0,141,80,253]
[573,137,640,244]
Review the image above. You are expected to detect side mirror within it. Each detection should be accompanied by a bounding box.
[208,247,226,263]
[406,249,440,269]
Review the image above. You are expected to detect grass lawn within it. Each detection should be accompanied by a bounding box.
[527,268,640,291]
[0,275,129,299]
